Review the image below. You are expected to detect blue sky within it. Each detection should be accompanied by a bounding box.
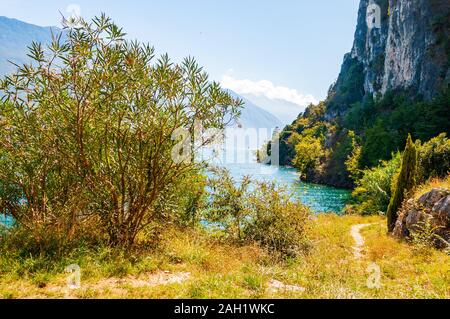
[0,0,360,122]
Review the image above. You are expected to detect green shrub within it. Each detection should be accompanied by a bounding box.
[418,133,450,183]
[245,182,311,258]
[204,167,252,241]
[350,152,401,215]
[204,169,311,258]
[410,219,448,256]
[0,15,241,250]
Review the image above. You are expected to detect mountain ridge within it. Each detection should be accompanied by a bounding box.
[0,17,282,135]
[0,16,57,75]
[226,89,282,130]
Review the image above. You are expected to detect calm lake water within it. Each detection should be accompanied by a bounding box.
[204,146,351,214]
[222,162,351,214]
[0,149,352,229]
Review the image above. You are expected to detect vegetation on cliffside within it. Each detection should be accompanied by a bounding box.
[264,88,450,188]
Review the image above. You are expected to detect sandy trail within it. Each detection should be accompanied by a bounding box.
[350,224,374,259]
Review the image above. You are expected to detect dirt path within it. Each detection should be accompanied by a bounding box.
[350,224,374,259]
[46,271,191,297]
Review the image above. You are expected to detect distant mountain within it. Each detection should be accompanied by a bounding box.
[0,16,55,75]
[0,17,282,134]
[226,90,282,130]
[237,93,308,125]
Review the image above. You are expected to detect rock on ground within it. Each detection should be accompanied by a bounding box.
[393,188,450,249]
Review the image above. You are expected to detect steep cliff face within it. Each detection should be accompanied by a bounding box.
[328,0,449,114]
[274,0,449,188]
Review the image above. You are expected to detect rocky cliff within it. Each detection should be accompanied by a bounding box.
[273,0,449,188]
[328,0,450,115]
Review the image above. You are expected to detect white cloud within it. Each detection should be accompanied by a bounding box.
[66,4,82,20]
[221,74,318,108]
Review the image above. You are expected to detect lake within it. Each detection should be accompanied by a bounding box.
[0,150,352,229]
[204,146,351,214]
[222,162,351,214]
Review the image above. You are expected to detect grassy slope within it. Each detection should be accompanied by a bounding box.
[0,215,448,299]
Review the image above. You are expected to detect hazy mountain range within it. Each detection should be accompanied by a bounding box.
[0,16,282,131]
[0,16,55,75]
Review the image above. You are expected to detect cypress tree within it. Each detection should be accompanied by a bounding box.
[386,134,417,232]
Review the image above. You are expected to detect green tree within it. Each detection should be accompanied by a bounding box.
[293,135,326,178]
[386,135,418,232]
[345,130,363,181]
[0,15,241,249]
[417,133,450,183]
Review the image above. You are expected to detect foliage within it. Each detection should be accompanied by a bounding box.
[271,87,449,188]
[350,152,401,215]
[0,15,241,250]
[417,133,450,183]
[322,128,358,188]
[205,168,251,241]
[345,131,363,182]
[178,173,208,227]
[350,134,450,217]
[350,89,450,168]
[410,218,449,256]
[327,56,365,114]
[293,135,326,178]
[204,169,310,258]
[359,120,398,167]
[287,109,330,181]
[244,181,311,258]
[387,135,418,232]
[261,102,327,168]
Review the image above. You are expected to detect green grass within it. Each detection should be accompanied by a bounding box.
[0,215,448,299]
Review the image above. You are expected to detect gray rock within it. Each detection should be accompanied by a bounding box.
[393,189,450,249]
[432,195,450,226]
[326,0,449,117]
[418,189,449,208]
[405,207,426,231]
[392,215,408,238]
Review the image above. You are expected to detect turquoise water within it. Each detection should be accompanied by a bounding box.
[203,146,351,213]
[0,150,351,229]
[0,215,14,228]
[221,162,351,214]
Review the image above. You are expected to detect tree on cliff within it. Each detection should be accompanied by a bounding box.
[387,135,418,232]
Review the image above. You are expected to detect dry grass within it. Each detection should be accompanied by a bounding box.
[0,215,448,299]
[412,175,450,200]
